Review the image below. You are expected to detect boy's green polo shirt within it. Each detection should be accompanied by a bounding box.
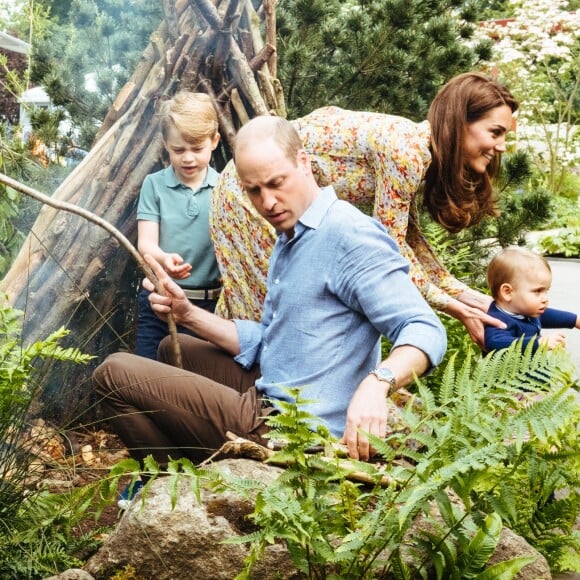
[137,165,221,288]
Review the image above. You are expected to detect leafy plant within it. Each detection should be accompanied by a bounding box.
[537,228,580,258]
[276,0,492,119]
[477,0,580,196]
[0,297,98,577]
[126,341,578,578]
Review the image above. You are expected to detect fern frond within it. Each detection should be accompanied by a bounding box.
[511,384,577,446]
[400,444,507,528]
[457,512,502,577]
[472,556,537,579]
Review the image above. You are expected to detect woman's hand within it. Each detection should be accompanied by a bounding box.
[444,291,505,349]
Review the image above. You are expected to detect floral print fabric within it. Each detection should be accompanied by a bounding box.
[210,106,468,320]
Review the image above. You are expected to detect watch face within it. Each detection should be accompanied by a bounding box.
[374,368,396,383]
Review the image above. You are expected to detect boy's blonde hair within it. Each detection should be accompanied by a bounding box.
[487,247,551,299]
[159,92,219,144]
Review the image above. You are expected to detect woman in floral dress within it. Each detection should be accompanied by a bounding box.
[210,72,518,347]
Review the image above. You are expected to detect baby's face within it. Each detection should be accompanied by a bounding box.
[506,265,552,318]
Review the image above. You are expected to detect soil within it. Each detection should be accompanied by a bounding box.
[22,419,131,547]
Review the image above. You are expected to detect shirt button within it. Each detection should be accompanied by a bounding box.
[272,311,277,319]
[274,278,280,284]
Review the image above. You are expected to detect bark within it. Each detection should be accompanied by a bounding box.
[0,0,280,423]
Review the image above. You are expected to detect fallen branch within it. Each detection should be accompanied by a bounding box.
[0,172,183,368]
[198,431,396,488]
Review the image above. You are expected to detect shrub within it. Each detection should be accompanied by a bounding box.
[0,297,99,578]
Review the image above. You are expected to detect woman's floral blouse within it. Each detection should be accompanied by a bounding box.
[210,106,468,320]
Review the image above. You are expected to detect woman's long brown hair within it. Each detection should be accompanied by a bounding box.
[423,72,519,233]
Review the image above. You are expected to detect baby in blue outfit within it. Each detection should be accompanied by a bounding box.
[484,247,579,354]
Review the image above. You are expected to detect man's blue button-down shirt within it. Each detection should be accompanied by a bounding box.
[234,186,446,437]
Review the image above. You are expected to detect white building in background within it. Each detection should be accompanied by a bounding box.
[0,29,28,54]
[0,29,53,139]
[18,85,52,141]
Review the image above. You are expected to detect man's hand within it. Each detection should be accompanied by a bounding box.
[341,377,389,461]
[142,254,193,325]
[143,254,241,356]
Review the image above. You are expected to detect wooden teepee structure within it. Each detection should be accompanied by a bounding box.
[0,0,284,421]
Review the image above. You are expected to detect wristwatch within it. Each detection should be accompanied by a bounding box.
[369,367,397,391]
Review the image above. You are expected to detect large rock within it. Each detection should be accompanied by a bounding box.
[84,458,551,579]
[84,459,298,579]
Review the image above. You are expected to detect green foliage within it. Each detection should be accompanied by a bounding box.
[276,0,492,119]
[222,348,579,578]
[0,298,97,577]
[30,0,162,148]
[537,227,580,258]
[97,344,578,577]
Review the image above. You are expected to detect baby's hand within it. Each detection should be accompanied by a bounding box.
[539,332,566,350]
[163,253,192,280]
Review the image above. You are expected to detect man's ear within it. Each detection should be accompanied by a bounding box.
[498,282,513,302]
[296,148,310,172]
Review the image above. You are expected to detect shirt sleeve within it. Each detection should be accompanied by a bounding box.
[233,318,264,368]
[484,324,538,353]
[136,175,161,222]
[332,220,447,370]
[540,307,578,328]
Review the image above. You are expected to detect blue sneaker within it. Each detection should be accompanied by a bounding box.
[118,479,144,510]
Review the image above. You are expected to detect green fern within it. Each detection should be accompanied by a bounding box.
[0,299,97,577]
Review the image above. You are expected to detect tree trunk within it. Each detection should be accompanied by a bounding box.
[0,0,281,423]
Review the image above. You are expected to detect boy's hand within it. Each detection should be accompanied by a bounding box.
[162,253,192,279]
[539,332,566,350]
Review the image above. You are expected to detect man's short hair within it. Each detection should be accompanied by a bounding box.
[234,116,303,165]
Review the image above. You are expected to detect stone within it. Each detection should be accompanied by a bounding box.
[488,527,551,579]
[84,459,298,579]
[44,569,95,580]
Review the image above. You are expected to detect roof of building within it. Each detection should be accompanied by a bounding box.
[0,30,29,54]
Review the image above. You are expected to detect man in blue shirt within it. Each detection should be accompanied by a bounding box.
[94,116,446,468]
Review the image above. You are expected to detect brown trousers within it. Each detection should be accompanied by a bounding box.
[93,335,266,466]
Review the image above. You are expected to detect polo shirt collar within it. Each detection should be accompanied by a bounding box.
[163,165,219,189]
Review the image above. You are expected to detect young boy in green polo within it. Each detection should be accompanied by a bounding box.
[135,92,221,360]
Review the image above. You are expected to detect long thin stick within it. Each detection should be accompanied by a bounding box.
[0,172,183,368]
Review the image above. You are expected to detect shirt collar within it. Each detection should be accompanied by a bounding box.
[278,186,337,243]
[163,165,219,190]
[495,303,525,319]
[298,185,337,230]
